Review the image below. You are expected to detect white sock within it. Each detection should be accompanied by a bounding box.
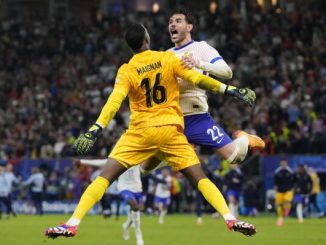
[131,210,141,229]
[297,203,303,221]
[132,211,143,244]
[124,211,133,228]
[234,204,239,217]
[159,209,167,223]
[66,217,81,226]
[223,213,236,221]
[229,203,237,217]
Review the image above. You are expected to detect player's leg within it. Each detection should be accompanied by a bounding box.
[120,191,136,240]
[283,191,293,217]
[275,192,284,226]
[295,195,304,223]
[161,126,256,236]
[132,193,144,245]
[195,190,203,224]
[121,191,144,244]
[226,191,239,217]
[2,196,12,218]
[132,209,144,245]
[45,158,126,238]
[100,193,111,218]
[181,164,256,236]
[115,194,121,220]
[184,113,264,165]
[311,193,323,216]
[154,198,164,224]
[159,199,169,224]
[7,194,16,217]
[140,157,164,174]
[45,127,159,239]
[122,210,132,241]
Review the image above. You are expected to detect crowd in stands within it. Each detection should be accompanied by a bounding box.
[0,3,326,162]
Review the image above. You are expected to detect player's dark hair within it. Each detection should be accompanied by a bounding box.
[125,24,146,51]
[170,8,196,26]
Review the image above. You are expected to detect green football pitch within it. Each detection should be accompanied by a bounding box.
[0,214,325,245]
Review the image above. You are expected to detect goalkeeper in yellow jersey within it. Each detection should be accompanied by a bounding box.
[45,24,256,240]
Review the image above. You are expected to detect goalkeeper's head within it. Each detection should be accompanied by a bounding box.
[125,23,150,53]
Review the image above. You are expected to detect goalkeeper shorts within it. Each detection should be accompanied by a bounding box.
[109,125,199,171]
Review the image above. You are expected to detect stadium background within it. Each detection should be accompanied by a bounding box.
[0,0,325,241]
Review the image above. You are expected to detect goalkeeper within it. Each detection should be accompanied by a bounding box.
[45,23,257,240]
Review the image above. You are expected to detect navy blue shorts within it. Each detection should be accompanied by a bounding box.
[154,196,171,207]
[184,113,232,149]
[294,194,309,205]
[120,190,144,205]
[226,189,242,200]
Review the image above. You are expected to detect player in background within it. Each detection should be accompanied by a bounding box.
[242,180,259,217]
[273,159,294,226]
[4,162,20,218]
[224,165,243,217]
[293,164,312,223]
[118,166,144,245]
[308,167,324,217]
[0,161,13,219]
[152,168,172,224]
[141,7,265,224]
[45,23,257,239]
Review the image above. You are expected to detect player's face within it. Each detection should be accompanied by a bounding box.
[168,14,192,44]
[280,160,288,168]
[162,169,170,177]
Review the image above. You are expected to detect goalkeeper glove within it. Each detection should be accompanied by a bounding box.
[224,85,256,107]
[73,124,103,155]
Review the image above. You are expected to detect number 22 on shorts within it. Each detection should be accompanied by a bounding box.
[207,126,224,144]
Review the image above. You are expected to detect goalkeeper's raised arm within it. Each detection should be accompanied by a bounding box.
[73,67,130,155]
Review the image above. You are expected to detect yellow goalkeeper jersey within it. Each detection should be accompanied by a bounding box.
[95,50,225,130]
[114,50,187,129]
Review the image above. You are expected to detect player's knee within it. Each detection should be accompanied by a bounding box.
[226,138,248,164]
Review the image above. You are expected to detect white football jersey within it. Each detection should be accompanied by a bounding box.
[168,40,223,115]
[118,165,142,193]
[154,174,172,198]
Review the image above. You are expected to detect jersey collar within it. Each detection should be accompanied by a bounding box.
[173,40,195,51]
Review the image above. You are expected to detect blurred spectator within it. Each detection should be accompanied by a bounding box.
[22,167,45,215]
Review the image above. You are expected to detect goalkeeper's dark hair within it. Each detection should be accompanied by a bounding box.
[170,8,196,26]
[125,23,146,51]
